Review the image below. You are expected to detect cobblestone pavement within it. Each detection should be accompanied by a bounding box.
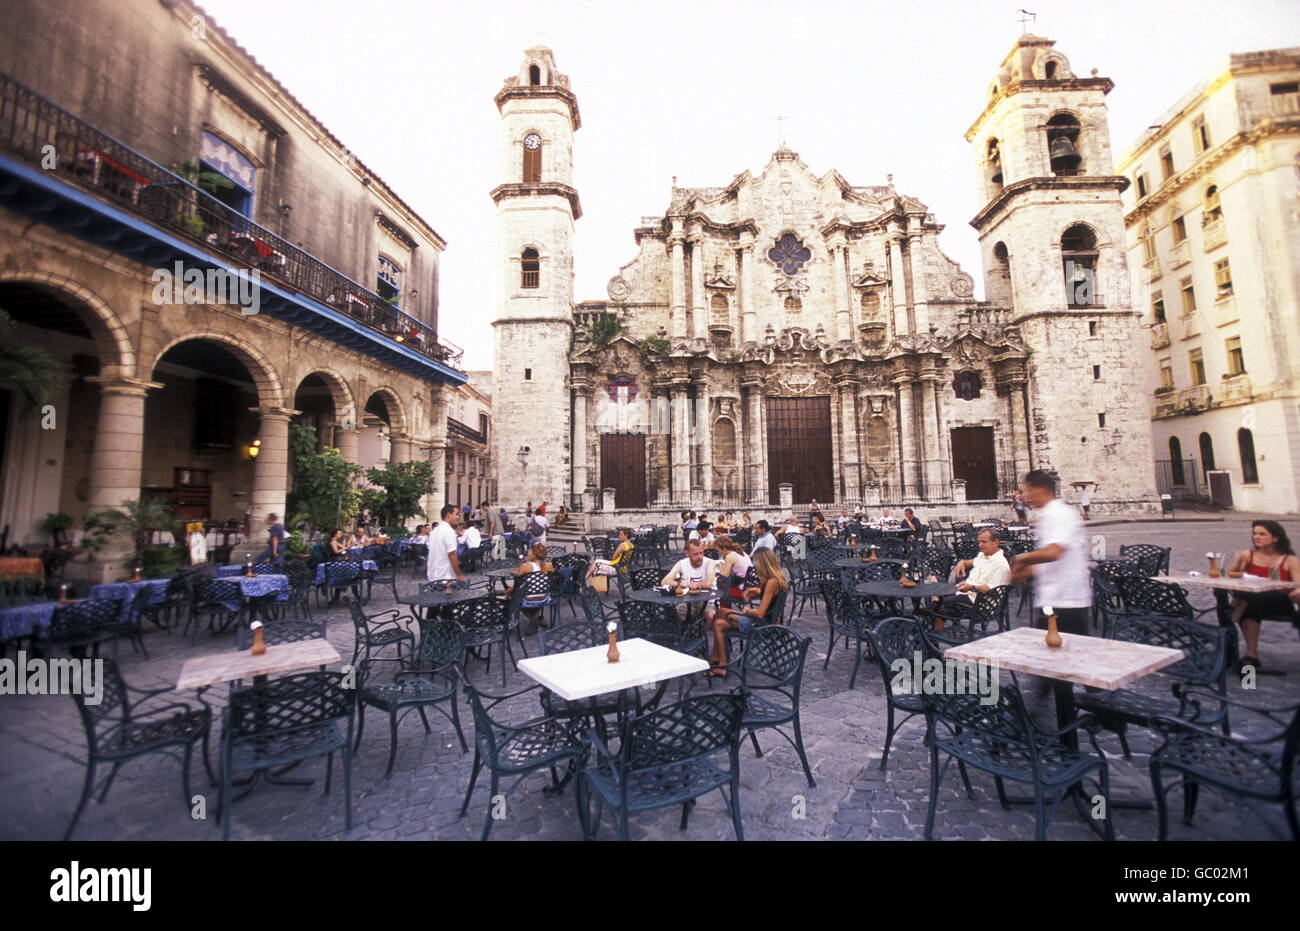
[1,518,1296,841]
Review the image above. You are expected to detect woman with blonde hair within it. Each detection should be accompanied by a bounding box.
[708,547,789,675]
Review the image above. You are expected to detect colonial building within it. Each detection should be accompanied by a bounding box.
[445,372,495,510]
[0,0,464,580]
[493,37,1158,518]
[1118,48,1300,514]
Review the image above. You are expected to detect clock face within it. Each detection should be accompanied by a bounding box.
[524,133,542,150]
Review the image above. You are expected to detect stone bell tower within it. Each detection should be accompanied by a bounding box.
[965,35,1158,512]
[490,48,582,509]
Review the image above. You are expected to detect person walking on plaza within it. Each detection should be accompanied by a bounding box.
[1012,491,1028,523]
[1079,484,1094,521]
[1009,470,1091,636]
[255,513,287,565]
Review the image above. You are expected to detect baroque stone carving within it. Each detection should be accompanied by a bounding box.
[949,272,975,297]
[606,275,630,301]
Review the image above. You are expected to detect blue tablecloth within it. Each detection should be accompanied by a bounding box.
[216,564,293,578]
[211,575,290,612]
[0,601,58,640]
[314,560,377,585]
[89,579,170,621]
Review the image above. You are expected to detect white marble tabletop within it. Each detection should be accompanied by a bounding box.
[177,639,342,690]
[944,626,1183,691]
[517,637,708,702]
[1158,572,1295,593]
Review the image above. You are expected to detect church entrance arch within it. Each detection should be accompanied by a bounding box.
[765,396,833,504]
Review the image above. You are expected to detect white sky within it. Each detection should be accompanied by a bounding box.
[199,0,1299,370]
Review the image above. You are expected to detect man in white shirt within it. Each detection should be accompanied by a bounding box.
[836,510,852,529]
[1010,470,1091,636]
[750,520,777,556]
[953,529,1012,602]
[460,522,482,551]
[661,540,720,592]
[426,505,465,585]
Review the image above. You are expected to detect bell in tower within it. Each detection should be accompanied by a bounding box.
[1046,113,1082,175]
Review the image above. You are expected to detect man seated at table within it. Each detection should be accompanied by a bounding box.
[932,529,1011,628]
[457,520,483,559]
[901,508,923,534]
[776,515,803,538]
[750,520,777,555]
[688,520,716,549]
[350,527,369,548]
[661,540,721,620]
[409,525,430,545]
[836,510,852,530]
[254,513,287,565]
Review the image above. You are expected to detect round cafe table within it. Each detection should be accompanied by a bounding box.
[629,586,715,627]
[484,566,520,595]
[855,579,953,607]
[399,585,482,624]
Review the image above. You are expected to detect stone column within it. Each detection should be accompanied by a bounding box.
[334,423,360,463]
[908,233,930,335]
[694,378,712,501]
[671,381,691,504]
[229,406,296,563]
[831,241,852,342]
[571,379,590,503]
[888,236,910,339]
[1006,379,1032,477]
[389,433,413,464]
[741,376,766,505]
[894,378,921,495]
[669,232,687,339]
[740,235,757,344]
[689,235,706,340]
[918,377,942,498]
[835,376,861,502]
[79,376,161,579]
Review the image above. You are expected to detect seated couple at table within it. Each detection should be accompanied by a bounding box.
[1224,520,1300,673]
[708,548,788,675]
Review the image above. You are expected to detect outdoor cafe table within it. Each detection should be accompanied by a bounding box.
[88,578,170,622]
[399,585,482,623]
[517,637,708,702]
[210,574,290,613]
[945,626,1184,819]
[1155,572,1296,595]
[629,586,715,628]
[855,579,953,602]
[0,600,58,641]
[177,638,344,793]
[311,560,378,585]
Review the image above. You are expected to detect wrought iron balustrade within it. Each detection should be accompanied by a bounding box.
[0,71,462,370]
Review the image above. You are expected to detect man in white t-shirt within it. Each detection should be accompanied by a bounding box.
[1010,470,1091,636]
[661,540,720,592]
[460,522,482,551]
[426,505,465,584]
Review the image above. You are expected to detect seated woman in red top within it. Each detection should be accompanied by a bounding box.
[1227,520,1300,673]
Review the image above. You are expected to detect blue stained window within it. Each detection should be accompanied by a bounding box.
[768,233,812,275]
[377,256,402,305]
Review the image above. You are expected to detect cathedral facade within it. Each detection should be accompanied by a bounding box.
[492,38,1160,517]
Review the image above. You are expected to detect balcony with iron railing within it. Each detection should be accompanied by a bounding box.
[1179,313,1200,340]
[447,417,487,445]
[0,71,464,377]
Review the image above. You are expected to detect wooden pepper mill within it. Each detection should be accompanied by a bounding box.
[1207,553,1220,578]
[1044,606,1063,648]
[132,566,142,582]
[245,560,255,579]
[606,622,620,664]
[58,583,70,604]
[250,621,267,655]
